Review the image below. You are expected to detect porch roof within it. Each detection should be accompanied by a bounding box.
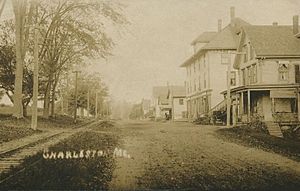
[221,84,300,95]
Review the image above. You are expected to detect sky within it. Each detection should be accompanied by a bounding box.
[1,0,300,104]
[89,0,300,103]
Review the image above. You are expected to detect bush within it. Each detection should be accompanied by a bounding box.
[246,114,268,134]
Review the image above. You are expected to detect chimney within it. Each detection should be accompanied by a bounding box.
[230,7,235,21]
[218,19,222,32]
[293,15,299,35]
[272,22,278,26]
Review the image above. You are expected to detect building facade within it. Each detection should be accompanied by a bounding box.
[229,16,300,125]
[181,7,249,120]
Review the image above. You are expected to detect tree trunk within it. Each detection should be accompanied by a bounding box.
[12,0,25,119]
[43,79,51,118]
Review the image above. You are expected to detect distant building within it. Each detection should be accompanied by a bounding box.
[180,7,249,120]
[167,86,187,120]
[152,85,186,120]
[228,16,300,125]
[141,99,151,117]
[152,86,171,120]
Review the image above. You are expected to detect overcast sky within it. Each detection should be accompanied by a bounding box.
[90,0,300,103]
[2,0,300,104]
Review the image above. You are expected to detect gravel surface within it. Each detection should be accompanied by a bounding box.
[109,120,300,191]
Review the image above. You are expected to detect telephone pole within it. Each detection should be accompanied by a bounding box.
[95,90,98,118]
[31,1,39,130]
[73,71,80,123]
[87,89,90,117]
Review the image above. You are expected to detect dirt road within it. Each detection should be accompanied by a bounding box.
[109,120,300,191]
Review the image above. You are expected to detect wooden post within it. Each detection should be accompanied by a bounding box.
[95,90,98,118]
[247,90,251,122]
[87,89,90,117]
[73,71,80,123]
[31,1,38,130]
[233,97,237,126]
[297,88,300,121]
[226,57,231,127]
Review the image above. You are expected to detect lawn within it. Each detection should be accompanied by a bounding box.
[0,114,84,144]
[216,127,300,161]
[0,131,120,190]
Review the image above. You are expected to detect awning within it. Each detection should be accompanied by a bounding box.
[270,89,296,98]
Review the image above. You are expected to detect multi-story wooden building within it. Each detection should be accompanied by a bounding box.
[228,16,300,126]
[181,7,249,120]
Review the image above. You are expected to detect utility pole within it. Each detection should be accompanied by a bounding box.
[87,89,90,117]
[226,55,231,127]
[31,0,39,130]
[95,90,98,118]
[73,71,80,123]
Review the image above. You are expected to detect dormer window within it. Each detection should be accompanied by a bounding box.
[278,62,289,81]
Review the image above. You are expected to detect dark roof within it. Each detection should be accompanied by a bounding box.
[180,18,250,67]
[153,86,185,99]
[191,32,217,45]
[202,18,250,50]
[152,86,169,98]
[243,25,300,57]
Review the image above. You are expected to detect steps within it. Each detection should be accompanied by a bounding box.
[265,122,283,138]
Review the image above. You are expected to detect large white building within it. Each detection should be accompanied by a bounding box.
[180,7,249,120]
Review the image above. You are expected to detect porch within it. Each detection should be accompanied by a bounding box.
[231,87,300,125]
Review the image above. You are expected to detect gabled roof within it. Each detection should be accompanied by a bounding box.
[191,32,217,45]
[180,17,250,67]
[153,86,185,100]
[153,86,169,99]
[202,18,250,50]
[243,25,300,57]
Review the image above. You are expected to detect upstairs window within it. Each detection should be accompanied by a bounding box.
[179,99,184,105]
[242,44,248,63]
[242,69,246,85]
[278,63,289,81]
[249,43,255,60]
[247,66,251,84]
[250,64,257,84]
[230,71,236,86]
[221,53,230,65]
[295,65,300,83]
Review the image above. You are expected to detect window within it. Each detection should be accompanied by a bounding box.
[295,65,300,83]
[179,99,184,105]
[221,53,230,65]
[252,64,257,83]
[242,44,248,63]
[278,63,289,81]
[204,73,206,89]
[247,66,251,84]
[198,76,201,91]
[249,44,255,60]
[242,69,246,85]
[194,63,196,73]
[230,71,236,86]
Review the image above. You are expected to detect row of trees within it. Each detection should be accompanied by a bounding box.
[0,0,127,118]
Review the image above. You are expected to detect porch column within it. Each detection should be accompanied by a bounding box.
[271,98,275,113]
[233,95,237,126]
[247,90,251,122]
[297,90,300,121]
[240,92,243,117]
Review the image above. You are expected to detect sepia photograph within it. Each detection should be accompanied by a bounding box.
[0,0,300,190]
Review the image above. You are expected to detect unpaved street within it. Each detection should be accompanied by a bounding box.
[109,120,300,191]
